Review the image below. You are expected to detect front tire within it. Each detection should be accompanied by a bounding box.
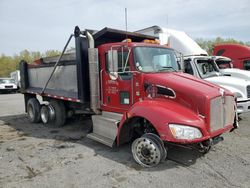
[131,133,167,167]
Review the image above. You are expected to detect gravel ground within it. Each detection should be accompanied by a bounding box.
[0,94,250,188]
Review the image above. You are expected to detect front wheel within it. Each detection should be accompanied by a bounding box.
[131,133,167,167]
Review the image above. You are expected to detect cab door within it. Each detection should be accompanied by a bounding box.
[101,48,133,113]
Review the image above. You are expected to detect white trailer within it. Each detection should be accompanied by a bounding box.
[10,70,20,88]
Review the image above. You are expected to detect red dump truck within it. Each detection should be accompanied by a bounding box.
[20,26,237,167]
[213,44,250,70]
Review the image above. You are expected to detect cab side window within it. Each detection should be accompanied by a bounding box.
[184,60,194,75]
[118,52,130,72]
[105,51,131,80]
[105,52,129,72]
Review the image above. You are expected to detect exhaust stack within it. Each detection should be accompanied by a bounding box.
[85,31,100,114]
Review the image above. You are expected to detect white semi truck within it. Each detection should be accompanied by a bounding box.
[214,56,250,80]
[136,26,250,114]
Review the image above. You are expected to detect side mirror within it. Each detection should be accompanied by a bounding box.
[108,50,118,73]
[175,51,184,71]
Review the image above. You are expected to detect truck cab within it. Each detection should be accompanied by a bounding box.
[213,44,250,70]
[97,41,237,166]
[214,56,250,80]
[99,42,179,113]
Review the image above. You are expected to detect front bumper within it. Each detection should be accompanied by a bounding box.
[164,135,224,153]
[0,87,18,92]
[237,99,250,113]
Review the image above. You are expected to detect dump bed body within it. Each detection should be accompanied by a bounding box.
[27,53,77,97]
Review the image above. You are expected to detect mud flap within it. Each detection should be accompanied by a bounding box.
[231,111,239,132]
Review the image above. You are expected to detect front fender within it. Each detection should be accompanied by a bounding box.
[220,85,247,100]
[117,99,207,145]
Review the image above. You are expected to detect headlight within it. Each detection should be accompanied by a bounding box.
[169,124,202,140]
[234,92,243,99]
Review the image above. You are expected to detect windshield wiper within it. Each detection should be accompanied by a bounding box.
[158,66,177,72]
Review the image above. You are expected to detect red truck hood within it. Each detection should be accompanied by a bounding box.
[143,72,233,115]
[144,72,230,98]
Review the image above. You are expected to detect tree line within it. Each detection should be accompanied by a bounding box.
[0,50,60,77]
[0,38,250,77]
[196,37,250,55]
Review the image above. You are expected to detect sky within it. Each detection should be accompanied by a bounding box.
[0,0,249,56]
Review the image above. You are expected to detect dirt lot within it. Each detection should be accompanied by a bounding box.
[0,94,250,188]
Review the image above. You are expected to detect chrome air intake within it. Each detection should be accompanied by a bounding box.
[247,85,250,98]
[210,96,235,132]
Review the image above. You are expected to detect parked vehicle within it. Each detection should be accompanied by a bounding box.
[20,26,237,167]
[213,44,250,70]
[136,26,250,114]
[10,70,21,89]
[213,56,250,80]
[0,78,18,93]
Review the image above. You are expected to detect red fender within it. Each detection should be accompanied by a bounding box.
[117,99,208,145]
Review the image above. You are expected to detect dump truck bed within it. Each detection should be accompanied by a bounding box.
[22,52,84,102]
[27,59,78,99]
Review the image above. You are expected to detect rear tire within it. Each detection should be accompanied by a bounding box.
[27,98,41,123]
[41,105,53,124]
[41,100,66,128]
[131,133,167,167]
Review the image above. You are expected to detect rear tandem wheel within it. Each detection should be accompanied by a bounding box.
[27,98,41,123]
[40,100,66,127]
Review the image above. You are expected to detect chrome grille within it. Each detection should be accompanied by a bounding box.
[5,85,13,88]
[210,96,235,132]
[247,85,250,98]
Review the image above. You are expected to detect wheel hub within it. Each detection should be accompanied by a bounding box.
[41,105,55,124]
[141,147,151,158]
[132,137,161,167]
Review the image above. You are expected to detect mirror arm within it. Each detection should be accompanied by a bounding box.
[123,49,131,72]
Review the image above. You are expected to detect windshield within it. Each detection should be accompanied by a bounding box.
[0,79,15,84]
[195,59,221,78]
[216,60,232,69]
[134,47,179,73]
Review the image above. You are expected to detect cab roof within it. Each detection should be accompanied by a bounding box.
[92,27,157,47]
